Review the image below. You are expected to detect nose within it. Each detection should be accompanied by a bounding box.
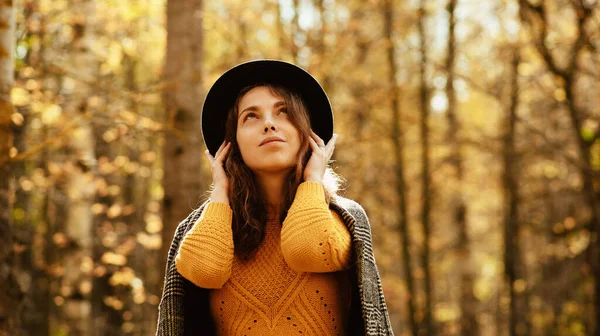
[264,125,276,133]
[263,118,277,133]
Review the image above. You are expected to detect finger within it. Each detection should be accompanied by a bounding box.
[215,142,228,163]
[325,134,338,156]
[214,140,227,159]
[325,133,337,148]
[205,149,214,166]
[307,135,320,153]
[215,142,231,163]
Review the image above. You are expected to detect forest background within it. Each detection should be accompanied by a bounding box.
[1,0,599,335]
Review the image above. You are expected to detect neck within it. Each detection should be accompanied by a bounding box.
[254,172,287,215]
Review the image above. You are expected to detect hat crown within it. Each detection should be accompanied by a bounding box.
[201,59,334,156]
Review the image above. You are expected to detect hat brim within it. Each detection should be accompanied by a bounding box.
[201,60,333,156]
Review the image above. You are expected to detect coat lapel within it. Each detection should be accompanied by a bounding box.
[330,197,394,335]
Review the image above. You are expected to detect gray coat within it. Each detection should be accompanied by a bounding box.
[156,195,395,336]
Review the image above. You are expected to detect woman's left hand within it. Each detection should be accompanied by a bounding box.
[304,130,338,184]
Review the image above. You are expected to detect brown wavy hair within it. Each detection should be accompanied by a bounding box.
[216,83,343,261]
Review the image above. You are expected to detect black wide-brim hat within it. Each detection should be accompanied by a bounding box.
[201,59,333,156]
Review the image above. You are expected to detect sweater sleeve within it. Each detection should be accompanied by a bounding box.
[281,181,352,273]
[175,201,234,289]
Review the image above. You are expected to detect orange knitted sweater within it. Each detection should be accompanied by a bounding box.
[175,182,353,336]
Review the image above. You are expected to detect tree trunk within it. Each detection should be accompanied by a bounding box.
[236,17,248,61]
[274,0,286,60]
[417,2,434,335]
[35,13,56,334]
[60,1,97,334]
[90,75,121,335]
[161,0,205,293]
[518,1,599,332]
[347,0,372,204]
[290,0,300,64]
[17,2,51,334]
[0,1,20,334]
[134,1,162,329]
[445,0,478,334]
[383,0,417,334]
[311,0,332,94]
[503,45,525,336]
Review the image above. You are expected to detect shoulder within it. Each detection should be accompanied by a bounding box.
[174,200,210,237]
[329,195,371,228]
[331,195,367,214]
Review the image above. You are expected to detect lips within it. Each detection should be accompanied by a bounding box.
[260,136,285,146]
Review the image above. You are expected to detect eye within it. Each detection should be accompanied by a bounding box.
[278,108,288,115]
[244,112,257,120]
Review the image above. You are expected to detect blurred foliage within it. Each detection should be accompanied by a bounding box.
[4,0,600,335]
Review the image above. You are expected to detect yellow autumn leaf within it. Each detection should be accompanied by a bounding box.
[119,110,138,125]
[11,112,24,126]
[513,279,527,293]
[108,185,121,196]
[80,257,94,273]
[103,129,119,143]
[114,155,129,168]
[122,205,136,216]
[79,280,92,295]
[124,161,139,174]
[141,151,157,163]
[474,278,493,301]
[107,204,123,218]
[11,87,30,106]
[122,37,138,56]
[41,104,62,125]
[101,252,127,266]
[434,303,460,322]
[122,322,135,332]
[150,185,164,201]
[107,41,123,72]
[554,88,566,102]
[145,212,163,233]
[564,217,576,230]
[91,203,106,215]
[109,267,136,287]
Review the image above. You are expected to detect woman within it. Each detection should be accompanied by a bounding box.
[156,60,394,336]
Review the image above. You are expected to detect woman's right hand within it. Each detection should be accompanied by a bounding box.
[205,140,232,204]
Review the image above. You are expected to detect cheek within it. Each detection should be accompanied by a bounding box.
[236,130,252,157]
[288,128,302,154]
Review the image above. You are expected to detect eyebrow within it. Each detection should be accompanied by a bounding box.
[238,101,286,119]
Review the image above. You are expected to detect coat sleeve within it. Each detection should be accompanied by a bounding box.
[281,182,352,273]
[156,206,203,336]
[344,199,396,336]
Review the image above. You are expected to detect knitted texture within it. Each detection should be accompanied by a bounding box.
[156,187,395,336]
[175,182,353,335]
[281,182,352,273]
[175,202,234,289]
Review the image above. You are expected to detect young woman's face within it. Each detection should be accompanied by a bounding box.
[236,86,301,175]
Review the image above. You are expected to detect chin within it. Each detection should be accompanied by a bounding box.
[247,160,296,175]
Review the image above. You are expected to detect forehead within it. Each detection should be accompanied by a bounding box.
[238,86,284,109]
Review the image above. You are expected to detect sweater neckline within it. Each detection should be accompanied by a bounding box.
[266,202,281,220]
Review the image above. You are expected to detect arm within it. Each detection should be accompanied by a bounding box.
[175,201,234,289]
[281,181,352,273]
